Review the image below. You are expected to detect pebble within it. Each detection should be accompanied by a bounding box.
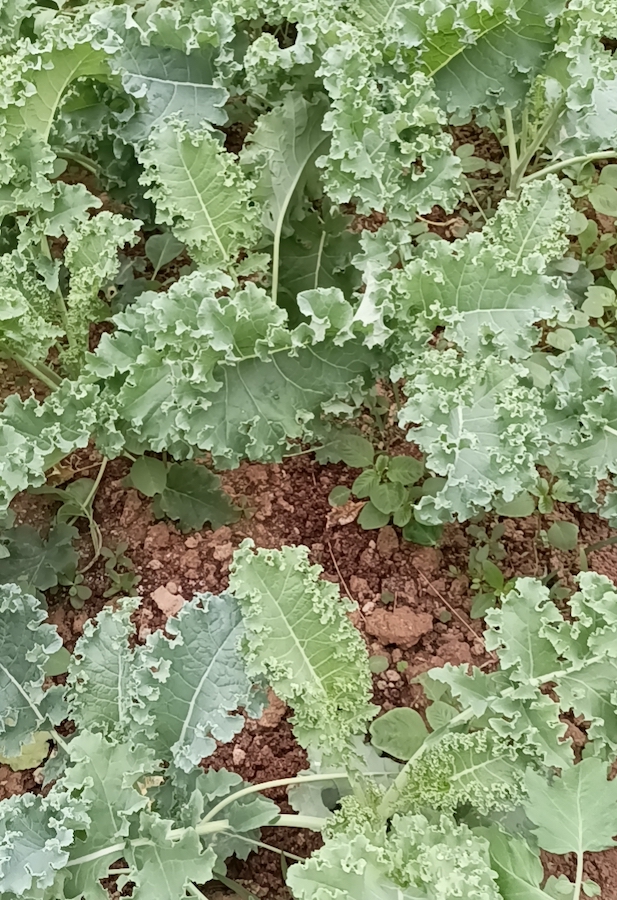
[362,601,376,614]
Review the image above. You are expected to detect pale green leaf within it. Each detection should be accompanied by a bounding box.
[481,826,561,900]
[369,709,428,761]
[525,757,617,854]
[229,541,376,759]
[0,583,64,757]
[140,122,260,267]
[134,592,264,772]
[0,523,78,591]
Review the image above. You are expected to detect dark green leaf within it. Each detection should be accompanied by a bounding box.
[0,524,79,591]
[352,469,380,499]
[369,481,406,515]
[494,492,536,518]
[158,462,239,531]
[402,520,443,547]
[129,457,168,498]
[546,522,579,552]
[357,502,390,530]
[314,432,374,468]
[328,486,351,507]
[386,456,424,485]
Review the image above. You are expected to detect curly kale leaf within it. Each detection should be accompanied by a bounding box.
[230,540,377,760]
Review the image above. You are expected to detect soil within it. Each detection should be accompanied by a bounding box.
[5,442,617,898]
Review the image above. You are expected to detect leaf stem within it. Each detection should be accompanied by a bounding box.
[523,150,617,183]
[40,236,70,334]
[229,832,305,862]
[197,773,349,826]
[504,108,518,171]
[56,149,101,177]
[573,851,584,900]
[8,351,62,390]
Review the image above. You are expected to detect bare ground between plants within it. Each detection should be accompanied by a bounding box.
[4,450,617,898]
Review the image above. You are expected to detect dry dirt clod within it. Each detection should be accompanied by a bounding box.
[364,607,433,648]
[151,585,184,617]
[376,526,399,558]
[144,522,171,551]
[255,689,287,729]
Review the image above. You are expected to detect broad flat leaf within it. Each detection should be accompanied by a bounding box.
[140,122,260,267]
[134,592,264,772]
[481,826,561,900]
[157,461,239,531]
[370,709,428,760]
[0,731,51,771]
[0,791,78,895]
[546,521,579,551]
[66,598,143,738]
[313,429,374,468]
[230,541,376,759]
[123,812,215,900]
[0,523,79,591]
[144,233,186,276]
[525,757,617,854]
[0,583,64,756]
[62,732,155,899]
[128,456,168,497]
[287,813,500,900]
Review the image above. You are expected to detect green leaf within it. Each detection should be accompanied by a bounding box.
[525,758,617,855]
[481,826,561,900]
[546,521,579,551]
[368,655,389,674]
[394,178,572,360]
[0,731,51,771]
[135,592,263,771]
[140,122,260,268]
[328,486,351,507]
[66,597,143,739]
[425,700,458,731]
[385,456,424,485]
[369,481,406,515]
[482,560,505,592]
[589,184,617,217]
[369,709,428,760]
[352,469,380,499]
[62,732,155,897]
[357,501,391,530]
[158,462,239,531]
[494,492,536,518]
[123,812,215,900]
[144,234,186,276]
[44,647,71,677]
[401,519,443,546]
[229,541,376,759]
[128,456,168,498]
[0,523,79,591]
[0,791,80,896]
[0,583,64,757]
[287,813,501,900]
[315,431,374,468]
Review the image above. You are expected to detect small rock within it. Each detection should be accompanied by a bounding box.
[148,559,163,570]
[144,522,170,552]
[433,639,473,667]
[350,576,372,599]
[376,526,399,558]
[232,746,247,766]
[213,541,233,562]
[151,585,184,617]
[256,689,287,729]
[165,581,179,595]
[181,549,201,570]
[376,679,388,690]
[364,607,433,649]
[185,535,201,548]
[412,546,441,574]
[386,670,401,683]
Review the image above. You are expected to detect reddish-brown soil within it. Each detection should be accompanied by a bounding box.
[4,443,617,898]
